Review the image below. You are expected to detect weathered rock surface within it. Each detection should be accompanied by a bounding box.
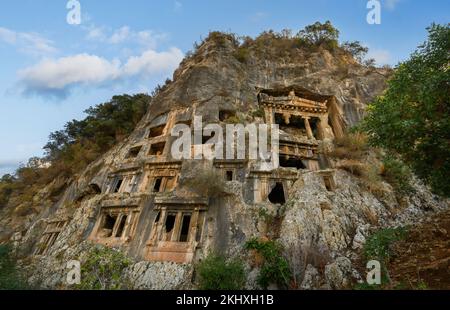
[2,33,448,290]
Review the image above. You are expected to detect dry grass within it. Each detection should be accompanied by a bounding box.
[362,207,379,225]
[330,133,389,198]
[327,132,369,160]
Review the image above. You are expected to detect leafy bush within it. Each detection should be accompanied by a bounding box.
[360,23,450,196]
[0,244,28,289]
[381,155,414,194]
[77,247,131,290]
[233,47,250,63]
[245,238,291,289]
[361,227,408,286]
[196,253,246,290]
[363,227,408,261]
[0,175,16,209]
[297,21,340,48]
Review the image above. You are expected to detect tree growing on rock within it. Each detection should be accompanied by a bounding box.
[361,23,450,196]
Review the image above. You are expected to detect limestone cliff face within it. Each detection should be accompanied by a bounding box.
[8,35,447,289]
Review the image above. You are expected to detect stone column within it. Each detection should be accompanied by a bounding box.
[171,212,183,242]
[189,209,199,244]
[111,214,122,237]
[265,107,274,124]
[303,117,314,140]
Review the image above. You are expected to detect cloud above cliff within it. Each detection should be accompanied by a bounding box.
[18,48,184,98]
[0,27,57,56]
[85,25,168,49]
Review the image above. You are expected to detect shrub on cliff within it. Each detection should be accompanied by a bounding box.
[0,244,28,289]
[245,238,291,289]
[196,253,246,290]
[77,246,131,290]
[361,23,450,196]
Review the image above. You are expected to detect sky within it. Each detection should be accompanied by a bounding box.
[0,0,448,176]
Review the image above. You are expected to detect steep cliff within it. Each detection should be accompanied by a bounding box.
[4,31,448,289]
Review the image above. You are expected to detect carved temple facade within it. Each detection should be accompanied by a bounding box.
[36,86,346,264]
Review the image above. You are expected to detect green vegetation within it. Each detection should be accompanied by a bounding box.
[245,238,291,289]
[44,94,150,173]
[187,22,373,66]
[360,23,450,196]
[77,246,131,290]
[297,21,339,50]
[381,155,414,194]
[0,244,28,289]
[196,253,246,290]
[0,93,151,212]
[357,227,408,288]
[363,227,408,262]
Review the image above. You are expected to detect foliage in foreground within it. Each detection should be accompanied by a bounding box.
[76,246,131,290]
[196,253,246,290]
[245,238,291,289]
[0,244,28,289]
[360,23,450,196]
[363,227,408,261]
[354,227,409,289]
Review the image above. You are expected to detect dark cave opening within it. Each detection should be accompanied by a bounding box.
[268,182,286,205]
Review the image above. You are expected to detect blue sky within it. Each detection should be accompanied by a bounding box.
[0,0,448,175]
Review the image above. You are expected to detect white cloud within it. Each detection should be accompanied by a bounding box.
[385,0,401,11]
[19,54,121,92]
[123,48,184,76]
[0,27,57,56]
[18,48,184,98]
[109,26,131,44]
[367,48,392,65]
[85,25,106,41]
[85,25,168,49]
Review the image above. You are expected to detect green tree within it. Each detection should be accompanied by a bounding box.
[342,41,369,62]
[0,93,151,211]
[298,21,340,48]
[43,93,150,174]
[360,23,450,196]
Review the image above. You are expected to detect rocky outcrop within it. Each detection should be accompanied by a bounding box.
[5,33,448,290]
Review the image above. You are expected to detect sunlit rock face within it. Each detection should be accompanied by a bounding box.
[8,34,447,289]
